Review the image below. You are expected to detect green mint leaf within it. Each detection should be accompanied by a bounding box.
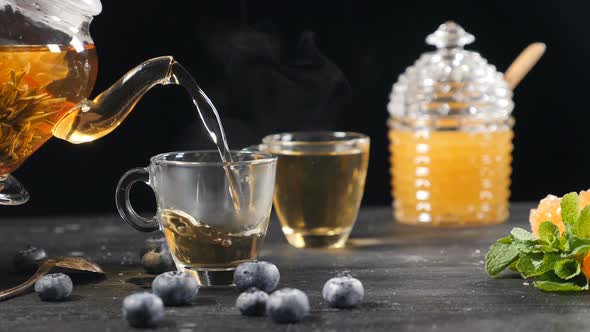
[515,253,558,278]
[510,228,536,242]
[568,235,590,255]
[538,221,559,245]
[559,234,570,252]
[497,236,513,244]
[554,259,581,280]
[512,238,554,254]
[573,205,590,239]
[508,259,519,272]
[485,242,520,277]
[534,280,588,292]
[508,228,548,254]
[517,244,548,254]
[537,244,560,253]
[536,270,563,282]
[534,272,589,291]
[561,192,580,227]
[571,245,590,256]
[515,253,543,278]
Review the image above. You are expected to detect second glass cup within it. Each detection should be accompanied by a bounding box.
[115,151,277,287]
[253,132,370,248]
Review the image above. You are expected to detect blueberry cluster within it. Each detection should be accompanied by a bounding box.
[122,237,201,328]
[234,261,365,325]
[22,235,365,329]
[122,270,199,328]
[234,261,310,323]
[13,245,76,302]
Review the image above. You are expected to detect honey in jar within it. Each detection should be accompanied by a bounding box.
[387,22,514,226]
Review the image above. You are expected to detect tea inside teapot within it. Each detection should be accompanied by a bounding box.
[0,45,98,176]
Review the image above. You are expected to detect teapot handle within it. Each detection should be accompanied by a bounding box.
[115,168,159,232]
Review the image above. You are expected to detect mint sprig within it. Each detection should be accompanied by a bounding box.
[485,192,590,292]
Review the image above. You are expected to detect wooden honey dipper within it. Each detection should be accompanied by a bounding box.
[504,42,546,90]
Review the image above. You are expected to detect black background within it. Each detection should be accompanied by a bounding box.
[2,0,588,216]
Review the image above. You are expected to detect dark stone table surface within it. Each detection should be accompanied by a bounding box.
[0,203,588,331]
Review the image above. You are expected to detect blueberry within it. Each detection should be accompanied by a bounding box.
[13,245,47,273]
[122,292,165,328]
[142,245,175,274]
[34,273,73,301]
[139,237,167,259]
[152,271,199,306]
[236,287,269,316]
[234,261,280,292]
[322,274,364,308]
[266,288,309,324]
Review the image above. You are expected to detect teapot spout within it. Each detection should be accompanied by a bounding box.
[53,56,176,143]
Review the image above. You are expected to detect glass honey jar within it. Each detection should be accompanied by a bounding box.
[387,22,514,227]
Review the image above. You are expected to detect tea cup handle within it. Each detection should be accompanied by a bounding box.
[115,167,159,232]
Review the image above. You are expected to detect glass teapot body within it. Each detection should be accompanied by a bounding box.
[0,0,183,205]
[0,0,99,175]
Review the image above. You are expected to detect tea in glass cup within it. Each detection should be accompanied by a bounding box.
[256,132,370,248]
[115,151,277,286]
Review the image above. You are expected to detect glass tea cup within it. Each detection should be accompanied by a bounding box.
[250,132,370,248]
[115,151,277,287]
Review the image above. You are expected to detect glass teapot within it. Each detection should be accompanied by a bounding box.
[0,0,204,205]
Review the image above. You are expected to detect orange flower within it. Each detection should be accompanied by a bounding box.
[583,254,590,280]
[529,194,564,236]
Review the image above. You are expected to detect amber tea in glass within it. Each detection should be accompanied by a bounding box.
[160,209,266,269]
[260,132,370,248]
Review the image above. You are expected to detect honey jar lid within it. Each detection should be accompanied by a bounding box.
[387,21,513,129]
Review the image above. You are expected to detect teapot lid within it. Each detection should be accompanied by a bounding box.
[1,0,102,16]
[387,21,513,129]
[1,0,102,36]
[57,0,102,17]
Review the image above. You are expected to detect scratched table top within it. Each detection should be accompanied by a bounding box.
[0,203,587,331]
